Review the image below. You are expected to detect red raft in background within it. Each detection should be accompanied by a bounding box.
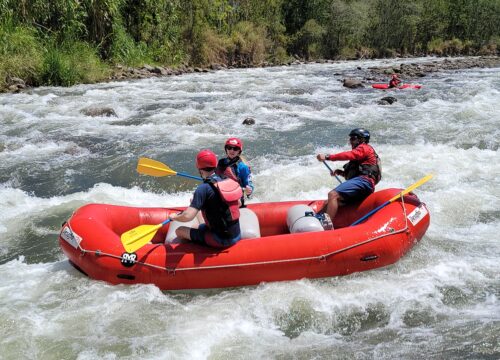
[59,188,430,290]
[372,83,422,90]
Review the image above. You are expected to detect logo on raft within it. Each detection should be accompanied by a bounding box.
[60,226,82,249]
[121,252,137,267]
[407,204,428,226]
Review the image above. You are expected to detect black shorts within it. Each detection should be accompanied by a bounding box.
[190,224,241,248]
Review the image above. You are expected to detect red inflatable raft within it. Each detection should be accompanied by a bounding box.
[59,188,430,290]
[372,83,422,90]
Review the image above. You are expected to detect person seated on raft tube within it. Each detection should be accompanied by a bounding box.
[316,128,382,222]
[216,137,254,206]
[168,149,243,248]
[388,73,402,88]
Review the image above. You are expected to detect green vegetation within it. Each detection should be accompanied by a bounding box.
[0,0,499,90]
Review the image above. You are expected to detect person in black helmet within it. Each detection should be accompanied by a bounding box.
[316,128,382,221]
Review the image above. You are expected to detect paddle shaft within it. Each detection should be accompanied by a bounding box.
[350,174,433,226]
[322,161,343,184]
[121,219,172,253]
[159,218,171,227]
[176,172,203,181]
[131,219,171,243]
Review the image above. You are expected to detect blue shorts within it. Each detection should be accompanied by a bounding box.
[190,224,241,248]
[334,176,374,203]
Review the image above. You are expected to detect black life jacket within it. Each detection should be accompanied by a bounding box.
[203,177,242,235]
[217,157,240,183]
[343,145,382,184]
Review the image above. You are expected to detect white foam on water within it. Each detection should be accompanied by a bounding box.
[0,183,193,251]
[0,140,89,166]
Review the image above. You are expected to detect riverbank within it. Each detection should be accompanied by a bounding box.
[365,56,500,81]
[3,56,499,94]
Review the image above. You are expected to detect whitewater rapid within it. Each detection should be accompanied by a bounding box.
[0,58,498,359]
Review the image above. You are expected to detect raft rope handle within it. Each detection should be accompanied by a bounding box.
[69,197,411,272]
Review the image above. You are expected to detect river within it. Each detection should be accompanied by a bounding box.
[0,57,498,359]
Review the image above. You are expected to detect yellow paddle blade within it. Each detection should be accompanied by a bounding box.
[389,174,433,203]
[121,223,162,253]
[137,157,177,177]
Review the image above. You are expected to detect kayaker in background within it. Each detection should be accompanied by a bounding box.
[168,149,243,248]
[216,137,254,206]
[388,73,402,88]
[316,128,382,222]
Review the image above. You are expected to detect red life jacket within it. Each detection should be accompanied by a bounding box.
[221,164,239,183]
[203,178,242,234]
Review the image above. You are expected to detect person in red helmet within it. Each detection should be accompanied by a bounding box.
[388,73,402,88]
[316,128,382,222]
[168,149,243,247]
[217,137,254,206]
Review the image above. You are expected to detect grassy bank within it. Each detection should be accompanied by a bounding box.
[1,0,499,91]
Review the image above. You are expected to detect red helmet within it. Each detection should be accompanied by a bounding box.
[391,73,399,78]
[225,137,243,151]
[196,149,217,169]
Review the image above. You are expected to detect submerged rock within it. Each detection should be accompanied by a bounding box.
[184,117,203,126]
[378,96,397,105]
[343,78,364,88]
[242,117,256,125]
[81,106,117,117]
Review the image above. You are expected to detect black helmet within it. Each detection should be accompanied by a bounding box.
[349,128,370,143]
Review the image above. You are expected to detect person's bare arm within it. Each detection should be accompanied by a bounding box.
[169,207,198,222]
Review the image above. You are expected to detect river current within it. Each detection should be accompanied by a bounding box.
[0,57,499,359]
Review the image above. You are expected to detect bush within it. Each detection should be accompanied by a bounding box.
[375,47,398,58]
[65,42,110,83]
[339,47,357,60]
[39,41,109,86]
[478,36,500,55]
[427,37,476,56]
[0,22,43,88]
[427,37,445,55]
[40,47,77,86]
[228,21,268,66]
[356,46,375,59]
[109,23,152,67]
[462,39,475,55]
[200,28,229,66]
[272,46,291,65]
[289,19,325,60]
[446,38,463,55]
[149,40,187,66]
